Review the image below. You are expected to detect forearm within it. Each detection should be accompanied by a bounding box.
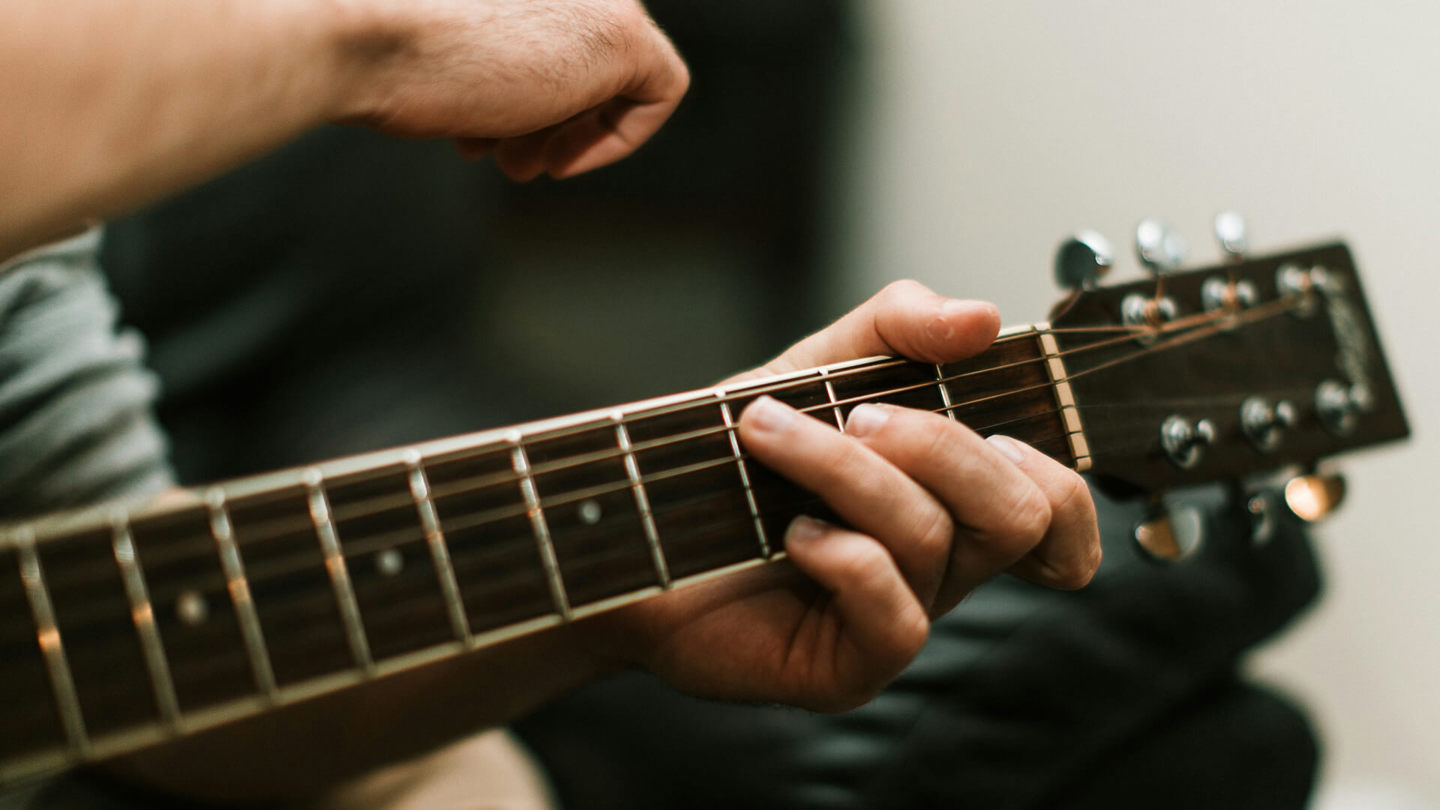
[0,0,380,260]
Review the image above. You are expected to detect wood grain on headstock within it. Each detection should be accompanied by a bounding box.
[1049,243,1408,492]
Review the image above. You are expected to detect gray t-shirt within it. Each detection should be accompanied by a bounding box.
[0,228,173,521]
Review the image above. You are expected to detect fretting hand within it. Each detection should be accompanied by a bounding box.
[590,281,1102,711]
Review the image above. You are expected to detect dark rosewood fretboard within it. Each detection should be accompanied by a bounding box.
[0,328,1073,783]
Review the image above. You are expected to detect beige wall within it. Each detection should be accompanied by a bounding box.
[835,1,1440,803]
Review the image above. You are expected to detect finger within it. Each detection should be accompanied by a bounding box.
[452,137,498,161]
[842,404,1056,613]
[738,396,952,606]
[544,95,676,179]
[494,126,559,182]
[782,516,930,695]
[740,281,1000,382]
[546,28,690,179]
[984,435,1102,590]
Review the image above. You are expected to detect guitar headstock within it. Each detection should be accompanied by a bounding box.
[1046,215,1408,505]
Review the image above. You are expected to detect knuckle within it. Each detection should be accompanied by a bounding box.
[1052,468,1094,518]
[910,506,954,565]
[884,406,967,462]
[869,276,927,308]
[833,540,888,589]
[821,436,879,492]
[895,604,931,660]
[996,486,1052,553]
[1043,548,1100,590]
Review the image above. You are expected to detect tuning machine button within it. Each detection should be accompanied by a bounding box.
[1160,415,1216,470]
[1121,292,1178,336]
[1283,472,1347,522]
[1133,503,1205,562]
[1240,396,1297,453]
[1213,211,1249,261]
[1276,263,1321,317]
[1135,218,1187,275]
[1316,379,1372,436]
[1201,276,1259,316]
[1054,230,1114,291]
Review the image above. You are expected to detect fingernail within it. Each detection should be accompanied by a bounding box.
[942,298,998,321]
[931,299,998,343]
[986,434,1028,465]
[744,395,795,433]
[845,403,891,437]
[785,515,828,547]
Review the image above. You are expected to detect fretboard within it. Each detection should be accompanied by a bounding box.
[0,325,1080,784]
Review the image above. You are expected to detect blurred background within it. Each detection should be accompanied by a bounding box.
[101,0,1437,806]
[834,4,1437,807]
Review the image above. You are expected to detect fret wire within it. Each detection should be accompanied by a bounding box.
[304,469,374,674]
[510,434,572,620]
[1037,326,1093,472]
[15,530,90,756]
[207,488,279,700]
[110,516,183,732]
[612,413,671,589]
[718,397,771,558]
[818,368,846,429]
[404,451,472,645]
[934,363,959,422]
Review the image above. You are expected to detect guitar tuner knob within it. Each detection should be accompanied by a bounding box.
[1284,472,1347,522]
[1135,218,1187,275]
[1240,396,1296,453]
[1054,230,1114,291]
[1213,211,1249,261]
[1316,379,1372,436]
[1160,415,1216,470]
[1122,292,1178,344]
[1133,503,1205,562]
[1201,276,1259,317]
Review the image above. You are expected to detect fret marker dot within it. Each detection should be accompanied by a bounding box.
[579,500,603,526]
[376,548,404,577]
[176,590,208,626]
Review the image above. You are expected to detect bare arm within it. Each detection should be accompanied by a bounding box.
[0,0,689,260]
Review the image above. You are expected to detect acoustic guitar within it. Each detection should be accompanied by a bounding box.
[0,218,1410,788]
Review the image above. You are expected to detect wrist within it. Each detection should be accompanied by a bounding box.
[314,0,413,123]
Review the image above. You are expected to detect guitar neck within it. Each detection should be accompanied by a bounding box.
[0,325,1080,784]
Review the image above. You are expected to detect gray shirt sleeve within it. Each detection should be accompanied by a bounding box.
[0,228,174,521]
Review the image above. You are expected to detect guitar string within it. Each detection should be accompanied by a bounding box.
[80,323,1147,573]
[14,293,1291,587]
[107,322,1160,562]
[185,315,1203,534]
[228,320,1172,501]
[278,298,1274,530]
[16,293,1302,649]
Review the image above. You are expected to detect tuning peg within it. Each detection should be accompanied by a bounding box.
[1133,502,1204,561]
[1054,230,1114,290]
[1283,472,1347,522]
[1160,415,1215,469]
[1213,210,1248,261]
[1135,218,1187,275]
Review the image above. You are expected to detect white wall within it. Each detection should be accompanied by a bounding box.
[836,1,1440,803]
